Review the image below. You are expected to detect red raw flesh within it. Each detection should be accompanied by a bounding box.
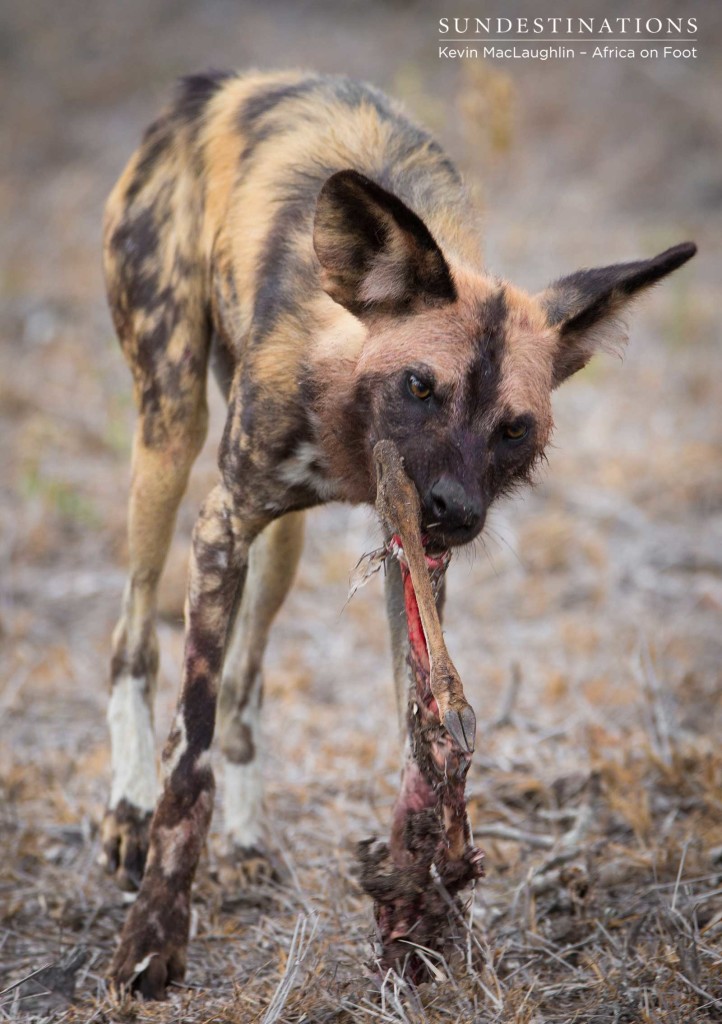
[394,532,449,719]
[357,536,484,980]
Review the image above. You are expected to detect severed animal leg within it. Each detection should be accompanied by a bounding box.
[357,440,484,979]
[373,441,476,753]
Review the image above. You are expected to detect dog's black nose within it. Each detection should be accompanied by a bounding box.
[427,477,484,541]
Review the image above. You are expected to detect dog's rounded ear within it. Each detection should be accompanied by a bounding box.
[538,242,697,386]
[313,169,456,319]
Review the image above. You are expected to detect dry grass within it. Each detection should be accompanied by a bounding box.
[1,1,721,1021]
[2,688,721,1022]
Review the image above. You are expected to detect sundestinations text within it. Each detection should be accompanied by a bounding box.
[438,17,697,35]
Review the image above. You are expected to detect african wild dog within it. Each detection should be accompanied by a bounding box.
[101,69,695,996]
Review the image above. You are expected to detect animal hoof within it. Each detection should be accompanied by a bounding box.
[443,704,476,753]
[99,801,152,892]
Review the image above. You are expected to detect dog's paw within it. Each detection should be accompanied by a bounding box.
[109,888,189,1000]
[110,942,185,1002]
[216,843,285,893]
[99,801,152,892]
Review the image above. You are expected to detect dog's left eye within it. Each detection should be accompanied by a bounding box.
[502,423,528,442]
[408,374,432,401]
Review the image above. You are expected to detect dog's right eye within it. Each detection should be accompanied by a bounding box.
[502,423,528,442]
[407,374,432,401]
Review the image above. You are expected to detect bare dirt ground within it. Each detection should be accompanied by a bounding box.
[1,1,721,1021]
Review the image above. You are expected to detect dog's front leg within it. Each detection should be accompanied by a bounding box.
[109,482,263,999]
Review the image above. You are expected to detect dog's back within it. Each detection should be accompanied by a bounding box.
[103,71,483,395]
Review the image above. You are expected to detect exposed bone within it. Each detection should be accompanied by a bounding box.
[373,440,476,753]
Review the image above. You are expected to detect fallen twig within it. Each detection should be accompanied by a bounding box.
[473,824,554,850]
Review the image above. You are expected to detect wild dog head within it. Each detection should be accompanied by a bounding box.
[313,170,696,549]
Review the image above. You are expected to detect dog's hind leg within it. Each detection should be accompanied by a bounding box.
[216,511,305,886]
[100,170,210,891]
[102,408,208,890]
